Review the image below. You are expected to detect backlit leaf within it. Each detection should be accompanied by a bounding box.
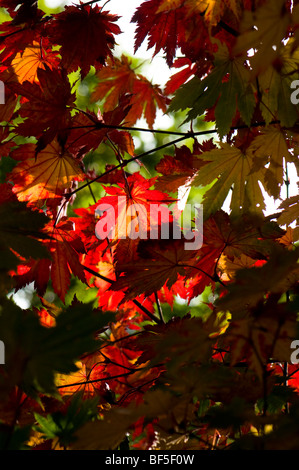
[9,139,85,208]
[45,4,121,77]
[193,142,265,220]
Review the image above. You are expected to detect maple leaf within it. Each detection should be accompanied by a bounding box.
[154,142,208,194]
[193,142,265,220]
[257,40,299,127]
[234,0,292,76]
[1,0,299,452]
[248,126,294,199]
[95,172,175,246]
[218,253,262,282]
[56,313,115,398]
[278,195,299,226]
[135,314,216,369]
[47,219,89,303]
[132,0,222,69]
[70,387,196,450]
[71,204,101,252]
[56,360,99,398]
[0,10,45,66]
[0,0,40,25]
[45,4,121,78]
[0,127,15,158]
[203,210,285,261]
[0,75,17,122]
[0,297,104,397]
[164,58,198,95]
[182,0,241,27]
[9,139,85,208]
[14,218,87,303]
[169,42,256,136]
[110,237,201,301]
[216,245,299,314]
[8,39,59,84]
[34,393,99,449]
[91,56,136,110]
[0,183,49,273]
[65,95,135,160]
[91,55,168,128]
[7,65,75,151]
[222,299,297,379]
[131,0,185,66]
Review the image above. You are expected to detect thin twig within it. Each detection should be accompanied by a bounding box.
[82,264,162,324]
[155,292,165,323]
[65,134,188,198]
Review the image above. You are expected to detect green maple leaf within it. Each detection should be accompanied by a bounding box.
[278,195,299,226]
[0,297,115,398]
[34,393,99,448]
[0,200,50,272]
[234,0,291,76]
[169,42,255,137]
[193,142,265,220]
[258,40,299,127]
[248,126,294,199]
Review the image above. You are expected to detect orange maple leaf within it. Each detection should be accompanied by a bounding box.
[91,55,169,128]
[14,218,87,303]
[7,65,75,150]
[10,40,59,84]
[9,139,85,208]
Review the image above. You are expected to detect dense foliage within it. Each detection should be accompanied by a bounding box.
[0,0,299,450]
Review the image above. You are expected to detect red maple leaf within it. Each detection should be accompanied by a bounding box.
[131,0,184,66]
[95,172,175,246]
[7,65,75,151]
[91,55,169,128]
[66,95,134,158]
[45,4,121,77]
[0,7,45,66]
[154,142,211,193]
[5,38,60,84]
[0,0,40,25]
[14,218,87,303]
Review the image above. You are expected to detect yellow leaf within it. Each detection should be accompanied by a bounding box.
[234,0,292,76]
[11,41,56,84]
[156,0,183,13]
[248,126,291,198]
[219,253,257,281]
[193,142,265,220]
[10,139,85,208]
[155,0,240,26]
[278,195,299,226]
[184,0,240,26]
[56,361,97,398]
